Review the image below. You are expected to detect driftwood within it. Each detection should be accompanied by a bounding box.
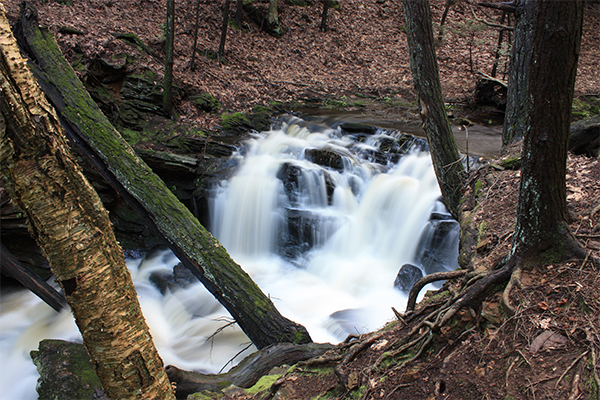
[166,342,333,399]
[0,244,66,312]
[14,1,311,349]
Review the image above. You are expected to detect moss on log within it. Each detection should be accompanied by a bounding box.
[166,343,333,399]
[14,1,311,349]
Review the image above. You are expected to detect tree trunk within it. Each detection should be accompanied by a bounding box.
[235,0,244,29]
[219,0,231,58]
[502,0,534,147]
[14,1,312,349]
[190,0,201,71]
[320,0,330,32]
[401,0,464,220]
[0,8,175,399]
[0,244,66,312]
[268,0,282,36]
[163,0,175,114]
[511,0,585,262]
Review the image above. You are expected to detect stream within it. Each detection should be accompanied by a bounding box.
[0,115,498,399]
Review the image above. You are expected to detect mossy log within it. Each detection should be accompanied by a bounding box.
[166,343,333,399]
[14,1,311,349]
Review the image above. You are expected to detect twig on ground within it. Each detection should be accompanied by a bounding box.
[505,356,517,389]
[555,350,589,389]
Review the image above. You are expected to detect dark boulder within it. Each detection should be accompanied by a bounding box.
[414,208,460,276]
[569,115,599,157]
[394,263,423,293]
[304,148,347,171]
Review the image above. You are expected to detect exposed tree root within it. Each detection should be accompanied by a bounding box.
[405,269,468,312]
[501,266,522,315]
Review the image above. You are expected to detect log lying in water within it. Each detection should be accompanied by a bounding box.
[0,244,67,312]
[14,1,311,349]
[166,342,334,399]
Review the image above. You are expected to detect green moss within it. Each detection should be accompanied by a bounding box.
[187,391,222,399]
[244,374,281,395]
[500,155,521,170]
[221,112,250,131]
[474,179,483,197]
[194,93,221,113]
[572,96,600,121]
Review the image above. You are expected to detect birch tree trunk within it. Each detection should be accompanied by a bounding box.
[0,7,175,399]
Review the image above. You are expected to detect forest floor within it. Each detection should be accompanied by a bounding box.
[2,0,600,398]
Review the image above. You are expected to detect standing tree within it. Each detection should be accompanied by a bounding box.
[509,0,587,264]
[267,0,283,37]
[219,0,232,59]
[0,8,175,399]
[320,0,330,32]
[163,0,175,114]
[401,0,464,219]
[190,0,201,71]
[502,0,534,147]
[440,0,593,324]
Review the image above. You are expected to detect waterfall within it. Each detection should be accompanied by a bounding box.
[0,116,459,398]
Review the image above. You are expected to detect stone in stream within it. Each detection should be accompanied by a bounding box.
[394,263,424,293]
[30,339,108,400]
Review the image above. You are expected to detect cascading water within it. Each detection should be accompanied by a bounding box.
[0,116,459,399]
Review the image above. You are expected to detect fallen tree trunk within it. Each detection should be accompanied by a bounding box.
[14,1,311,349]
[0,244,66,312]
[166,342,333,399]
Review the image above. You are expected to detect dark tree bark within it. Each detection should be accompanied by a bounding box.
[437,0,455,41]
[235,0,244,28]
[1,9,176,398]
[14,2,312,350]
[490,11,508,78]
[401,0,464,220]
[190,0,201,71]
[0,244,67,312]
[502,0,534,147]
[511,0,585,263]
[163,0,175,114]
[320,0,330,32]
[219,0,231,58]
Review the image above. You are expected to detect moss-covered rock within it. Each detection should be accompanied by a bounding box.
[31,340,107,400]
[193,92,222,113]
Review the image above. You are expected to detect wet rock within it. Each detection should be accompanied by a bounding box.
[394,263,423,293]
[397,134,428,154]
[277,162,303,203]
[31,339,107,400]
[304,148,345,171]
[280,209,339,259]
[339,122,378,136]
[414,209,460,276]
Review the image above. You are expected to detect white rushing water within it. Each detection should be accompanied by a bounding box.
[0,116,458,399]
